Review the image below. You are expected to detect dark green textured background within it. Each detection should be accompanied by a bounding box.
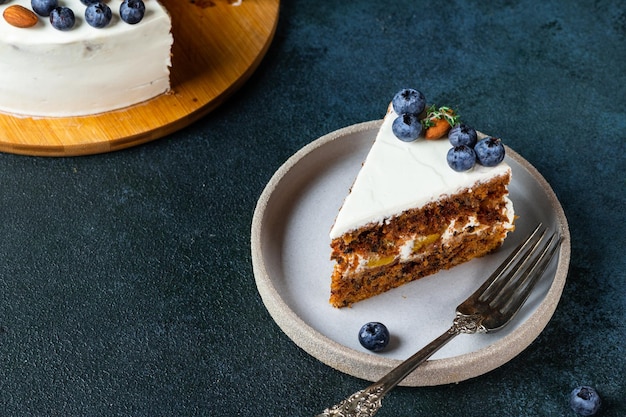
[0,0,624,415]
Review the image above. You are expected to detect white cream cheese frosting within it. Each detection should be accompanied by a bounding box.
[0,0,172,117]
[330,107,513,239]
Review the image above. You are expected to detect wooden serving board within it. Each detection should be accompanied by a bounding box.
[0,0,280,156]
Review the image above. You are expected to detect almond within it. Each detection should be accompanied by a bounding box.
[3,5,39,28]
[424,117,452,140]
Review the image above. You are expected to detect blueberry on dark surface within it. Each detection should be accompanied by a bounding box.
[49,7,75,31]
[358,322,389,352]
[392,113,422,142]
[120,0,146,24]
[85,2,112,28]
[391,88,426,116]
[474,137,505,167]
[31,0,58,17]
[570,386,602,416]
[447,145,476,172]
[448,124,478,147]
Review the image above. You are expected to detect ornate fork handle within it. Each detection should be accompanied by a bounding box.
[316,313,485,417]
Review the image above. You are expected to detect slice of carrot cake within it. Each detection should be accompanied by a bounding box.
[329,88,515,307]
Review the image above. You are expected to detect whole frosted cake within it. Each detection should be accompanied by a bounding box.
[329,88,515,307]
[0,0,173,117]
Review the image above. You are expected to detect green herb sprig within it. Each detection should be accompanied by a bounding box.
[420,105,460,128]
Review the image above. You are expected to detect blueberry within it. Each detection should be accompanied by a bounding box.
[31,0,58,17]
[570,386,601,416]
[49,7,75,31]
[392,113,422,142]
[447,145,476,172]
[120,0,146,24]
[391,88,426,116]
[80,0,101,5]
[85,2,112,28]
[449,124,478,147]
[474,137,505,167]
[358,322,389,352]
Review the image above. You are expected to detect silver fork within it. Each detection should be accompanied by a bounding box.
[316,224,562,417]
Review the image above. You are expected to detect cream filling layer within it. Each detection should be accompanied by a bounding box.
[349,216,511,274]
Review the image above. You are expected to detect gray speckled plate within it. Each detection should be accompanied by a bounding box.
[251,120,570,386]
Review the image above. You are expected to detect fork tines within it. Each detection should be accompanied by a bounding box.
[480,224,562,317]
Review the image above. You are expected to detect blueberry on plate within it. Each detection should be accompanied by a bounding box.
[49,7,75,31]
[358,322,390,352]
[392,113,422,142]
[474,137,505,167]
[570,386,602,416]
[120,0,146,24]
[447,145,476,172]
[31,0,58,17]
[85,2,112,28]
[391,88,426,116]
[448,123,478,147]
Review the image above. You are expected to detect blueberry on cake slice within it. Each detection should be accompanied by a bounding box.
[329,88,515,308]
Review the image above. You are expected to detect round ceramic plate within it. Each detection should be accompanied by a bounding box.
[251,120,570,386]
